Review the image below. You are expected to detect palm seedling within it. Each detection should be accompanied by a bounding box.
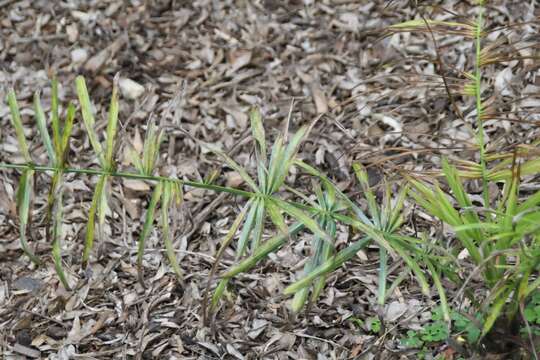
[204,107,332,318]
[285,162,446,318]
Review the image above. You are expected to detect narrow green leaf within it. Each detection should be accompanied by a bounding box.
[250,202,265,252]
[272,197,330,242]
[295,159,372,225]
[137,181,163,285]
[378,247,388,305]
[270,127,308,193]
[516,189,540,213]
[210,279,228,311]
[51,187,70,289]
[60,103,76,164]
[50,77,61,157]
[75,76,104,166]
[206,200,252,310]
[16,169,40,264]
[391,240,431,296]
[83,175,107,264]
[257,160,268,191]
[222,222,305,279]
[161,181,183,279]
[426,260,450,323]
[266,136,285,193]
[266,198,289,236]
[442,158,472,209]
[142,120,163,175]
[236,199,259,258]
[104,76,119,169]
[7,90,32,162]
[388,184,409,232]
[212,149,259,192]
[291,289,309,312]
[433,185,462,226]
[250,107,266,163]
[525,276,540,299]
[353,163,380,226]
[482,285,513,337]
[33,91,55,164]
[129,146,145,174]
[284,236,370,295]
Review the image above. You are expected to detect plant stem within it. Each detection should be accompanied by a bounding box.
[0,162,254,198]
[474,8,489,208]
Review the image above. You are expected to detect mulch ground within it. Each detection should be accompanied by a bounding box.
[0,0,538,359]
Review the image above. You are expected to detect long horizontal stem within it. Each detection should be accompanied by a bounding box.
[0,162,379,237]
[0,162,254,198]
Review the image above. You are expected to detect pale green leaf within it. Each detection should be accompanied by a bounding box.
[16,169,40,264]
[7,90,32,162]
[33,91,55,164]
[75,76,105,166]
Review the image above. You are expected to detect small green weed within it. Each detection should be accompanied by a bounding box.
[367,317,382,334]
[523,291,540,336]
[401,307,481,349]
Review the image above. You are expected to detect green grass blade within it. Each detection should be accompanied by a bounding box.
[50,77,61,157]
[292,258,315,312]
[161,181,183,279]
[266,198,289,236]
[236,199,259,258]
[266,136,285,193]
[270,127,308,193]
[129,146,145,174]
[433,185,462,226]
[222,222,305,279]
[272,197,330,242]
[525,277,540,299]
[205,201,252,313]
[212,149,259,192]
[387,237,431,296]
[377,247,388,305]
[33,91,56,164]
[51,187,70,289]
[7,90,32,162]
[75,76,105,166]
[482,285,513,338]
[442,158,472,209]
[353,163,380,226]
[295,159,372,225]
[210,279,229,311]
[16,169,40,264]
[517,189,540,213]
[60,103,76,164]
[142,120,163,175]
[83,175,107,264]
[250,107,266,163]
[408,179,445,220]
[250,201,265,252]
[257,161,268,195]
[284,236,371,295]
[137,181,163,285]
[388,184,409,232]
[426,260,450,323]
[104,76,119,169]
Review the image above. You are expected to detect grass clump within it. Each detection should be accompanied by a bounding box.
[1,0,539,357]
